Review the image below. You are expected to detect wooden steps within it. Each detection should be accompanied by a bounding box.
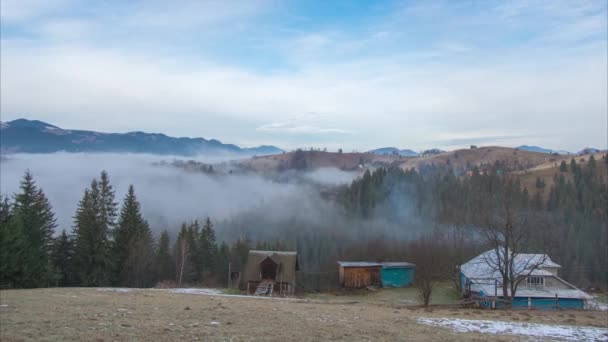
[254,280,275,296]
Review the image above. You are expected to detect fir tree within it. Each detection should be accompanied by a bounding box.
[198,217,218,278]
[98,171,118,236]
[155,230,173,282]
[51,230,74,286]
[10,171,57,287]
[113,185,154,287]
[72,179,113,286]
[216,241,231,285]
[0,195,25,288]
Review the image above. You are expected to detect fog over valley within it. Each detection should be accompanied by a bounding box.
[0,153,365,238]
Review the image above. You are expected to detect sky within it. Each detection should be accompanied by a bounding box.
[1,0,607,152]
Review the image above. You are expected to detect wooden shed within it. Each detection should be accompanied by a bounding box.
[337,262,382,288]
[243,250,299,296]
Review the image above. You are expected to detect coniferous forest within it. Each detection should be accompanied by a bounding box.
[1,154,606,290]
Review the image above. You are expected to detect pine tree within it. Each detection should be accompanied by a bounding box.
[72,179,113,286]
[0,195,26,288]
[188,220,203,280]
[155,230,173,282]
[10,171,57,287]
[99,171,118,236]
[198,217,218,279]
[113,185,154,287]
[560,160,568,172]
[51,230,74,286]
[216,241,231,285]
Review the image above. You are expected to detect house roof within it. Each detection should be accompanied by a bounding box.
[337,261,415,268]
[461,250,560,280]
[470,280,592,299]
[242,250,299,283]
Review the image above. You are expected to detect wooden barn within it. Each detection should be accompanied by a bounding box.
[338,262,382,288]
[338,261,416,288]
[243,250,299,296]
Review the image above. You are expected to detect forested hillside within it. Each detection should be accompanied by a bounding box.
[1,154,606,290]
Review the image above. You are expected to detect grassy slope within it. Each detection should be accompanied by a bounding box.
[1,288,606,342]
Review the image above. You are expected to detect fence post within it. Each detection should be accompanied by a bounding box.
[555,293,559,310]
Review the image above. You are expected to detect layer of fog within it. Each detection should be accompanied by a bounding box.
[0,153,301,232]
[301,167,358,186]
[0,153,427,245]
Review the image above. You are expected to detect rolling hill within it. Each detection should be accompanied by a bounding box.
[0,119,283,156]
[367,147,419,157]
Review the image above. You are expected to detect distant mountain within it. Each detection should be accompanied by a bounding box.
[517,145,571,155]
[577,147,603,155]
[420,148,445,156]
[0,119,283,156]
[368,147,419,157]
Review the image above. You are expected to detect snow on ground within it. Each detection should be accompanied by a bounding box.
[417,317,608,341]
[96,288,133,293]
[167,288,298,301]
[169,288,222,296]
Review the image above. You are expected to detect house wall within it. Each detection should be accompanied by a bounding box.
[381,267,414,287]
[498,297,585,310]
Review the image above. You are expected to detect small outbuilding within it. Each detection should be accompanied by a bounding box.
[243,250,299,296]
[380,262,415,287]
[338,262,382,288]
[338,261,416,289]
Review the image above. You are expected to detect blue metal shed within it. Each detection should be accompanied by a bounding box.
[380,262,415,287]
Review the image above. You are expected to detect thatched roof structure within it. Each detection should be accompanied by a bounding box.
[243,250,299,284]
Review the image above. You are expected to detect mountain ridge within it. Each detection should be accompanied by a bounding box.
[0,118,284,156]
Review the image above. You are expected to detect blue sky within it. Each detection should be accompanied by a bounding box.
[1,0,606,151]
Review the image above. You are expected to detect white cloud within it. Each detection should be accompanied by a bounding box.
[257,122,354,134]
[1,0,606,151]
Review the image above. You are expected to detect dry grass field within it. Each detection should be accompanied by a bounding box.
[398,146,567,172]
[1,288,607,341]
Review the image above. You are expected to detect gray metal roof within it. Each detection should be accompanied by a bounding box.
[461,250,561,280]
[337,261,415,268]
[338,261,381,267]
[381,262,415,268]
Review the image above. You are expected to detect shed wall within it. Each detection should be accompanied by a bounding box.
[381,267,414,287]
[341,267,381,288]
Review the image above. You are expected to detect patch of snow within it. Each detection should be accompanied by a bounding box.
[209,321,221,326]
[170,288,222,296]
[588,297,608,311]
[96,288,133,293]
[44,126,70,135]
[165,288,298,301]
[417,317,608,341]
[0,304,7,307]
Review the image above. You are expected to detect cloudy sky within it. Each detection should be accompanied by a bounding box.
[1,0,606,152]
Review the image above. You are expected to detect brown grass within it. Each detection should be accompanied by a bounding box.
[1,288,606,341]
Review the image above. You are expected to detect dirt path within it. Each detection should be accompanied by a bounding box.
[1,288,607,341]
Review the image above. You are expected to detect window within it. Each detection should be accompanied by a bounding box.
[527,276,544,287]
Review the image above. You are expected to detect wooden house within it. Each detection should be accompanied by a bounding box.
[243,250,299,296]
[460,250,591,310]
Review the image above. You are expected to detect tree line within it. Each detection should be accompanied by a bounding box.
[0,171,248,289]
[338,155,607,288]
